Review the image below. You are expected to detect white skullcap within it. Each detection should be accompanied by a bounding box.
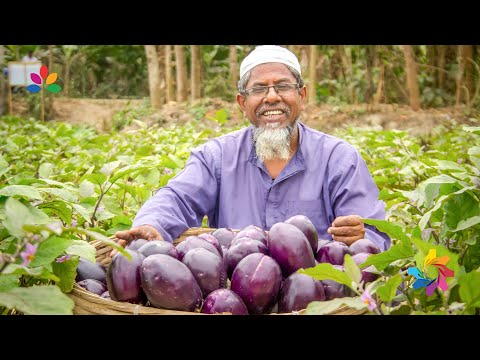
[239,45,301,79]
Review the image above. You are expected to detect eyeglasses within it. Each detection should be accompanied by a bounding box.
[243,83,300,97]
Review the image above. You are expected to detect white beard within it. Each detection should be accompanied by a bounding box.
[252,121,298,163]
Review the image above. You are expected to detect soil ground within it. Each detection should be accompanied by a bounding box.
[11,96,479,135]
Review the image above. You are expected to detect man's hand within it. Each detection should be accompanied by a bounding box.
[327,215,365,246]
[110,225,163,257]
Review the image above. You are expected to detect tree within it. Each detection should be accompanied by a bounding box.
[144,45,162,109]
[308,45,317,105]
[190,45,202,101]
[165,45,174,103]
[0,45,6,115]
[229,45,238,92]
[401,45,421,110]
[174,45,188,102]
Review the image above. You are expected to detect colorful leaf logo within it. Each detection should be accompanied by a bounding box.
[407,249,454,296]
[26,65,62,93]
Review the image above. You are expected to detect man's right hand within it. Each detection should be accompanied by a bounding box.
[110,225,163,257]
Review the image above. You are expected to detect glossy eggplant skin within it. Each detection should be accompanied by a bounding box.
[230,253,282,314]
[175,236,221,260]
[284,215,319,254]
[268,222,316,278]
[140,254,202,312]
[182,247,227,298]
[106,249,145,304]
[321,265,355,300]
[278,273,326,313]
[349,239,381,256]
[211,228,236,248]
[224,239,269,279]
[78,279,107,296]
[138,240,179,259]
[232,228,268,247]
[76,257,107,285]
[351,253,379,284]
[125,239,149,251]
[316,241,351,266]
[198,233,224,257]
[201,289,249,315]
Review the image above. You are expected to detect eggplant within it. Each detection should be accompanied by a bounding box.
[351,252,379,284]
[78,279,107,296]
[316,241,351,265]
[278,273,326,313]
[75,257,107,285]
[284,215,319,254]
[175,236,221,261]
[125,239,149,251]
[224,239,269,279]
[138,240,179,259]
[198,233,224,257]
[349,238,381,255]
[211,228,236,248]
[201,289,249,315]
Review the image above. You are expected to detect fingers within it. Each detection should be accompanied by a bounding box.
[111,225,163,258]
[115,229,134,242]
[331,235,363,246]
[110,239,127,257]
[328,224,364,237]
[332,215,362,227]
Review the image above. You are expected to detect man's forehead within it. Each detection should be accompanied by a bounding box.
[249,63,296,81]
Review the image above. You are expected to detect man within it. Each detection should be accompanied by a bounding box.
[22,50,38,62]
[114,45,390,255]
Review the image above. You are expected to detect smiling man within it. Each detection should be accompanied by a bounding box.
[114,45,390,254]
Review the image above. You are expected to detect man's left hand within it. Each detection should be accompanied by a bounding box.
[327,215,365,246]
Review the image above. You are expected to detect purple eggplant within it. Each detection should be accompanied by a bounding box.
[138,240,179,259]
[78,279,107,296]
[125,239,149,251]
[175,236,221,260]
[76,257,107,285]
[316,241,351,265]
[201,289,249,315]
[268,222,316,278]
[349,238,381,255]
[232,228,268,247]
[140,254,202,312]
[224,239,269,279]
[278,273,326,313]
[230,253,282,314]
[211,228,236,248]
[351,253,379,284]
[198,233,224,257]
[284,215,319,254]
[321,265,354,300]
[106,249,145,304]
[182,248,227,298]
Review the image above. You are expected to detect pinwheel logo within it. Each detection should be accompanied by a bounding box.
[26,64,62,93]
[407,249,454,296]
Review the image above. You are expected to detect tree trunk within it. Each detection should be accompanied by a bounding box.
[456,45,466,106]
[308,45,317,105]
[190,45,202,101]
[337,45,355,103]
[0,45,6,115]
[165,45,174,103]
[174,45,187,102]
[401,45,421,111]
[229,45,238,92]
[48,45,54,70]
[365,46,376,103]
[64,62,70,97]
[144,45,162,109]
[156,46,166,105]
[373,63,385,106]
[437,45,447,89]
[463,45,474,100]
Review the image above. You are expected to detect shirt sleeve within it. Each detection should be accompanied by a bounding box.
[132,143,219,243]
[328,144,391,251]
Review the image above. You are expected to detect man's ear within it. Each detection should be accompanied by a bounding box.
[299,86,307,110]
[236,93,246,112]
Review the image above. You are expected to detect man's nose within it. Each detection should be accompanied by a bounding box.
[264,86,281,102]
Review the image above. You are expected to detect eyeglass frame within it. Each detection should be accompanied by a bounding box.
[241,83,301,97]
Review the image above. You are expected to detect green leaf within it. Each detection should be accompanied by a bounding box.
[0,285,74,314]
[463,126,480,135]
[110,164,151,184]
[458,272,480,309]
[2,264,60,282]
[38,201,72,225]
[101,195,123,216]
[79,180,95,198]
[101,161,122,177]
[444,192,480,231]
[72,203,93,224]
[362,241,415,271]
[38,187,78,202]
[433,160,466,172]
[305,297,367,315]
[66,240,96,263]
[376,274,403,303]
[362,218,409,244]
[38,162,54,179]
[84,173,107,186]
[0,185,43,200]
[0,274,20,291]
[29,236,73,267]
[52,256,79,293]
[3,197,50,237]
[46,84,62,93]
[0,154,9,178]
[145,168,160,186]
[77,228,130,259]
[452,216,480,232]
[299,263,353,288]
[343,254,362,285]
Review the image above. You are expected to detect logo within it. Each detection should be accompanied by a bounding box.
[26,65,62,93]
[407,249,454,296]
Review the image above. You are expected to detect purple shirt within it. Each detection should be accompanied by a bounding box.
[133,122,391,251]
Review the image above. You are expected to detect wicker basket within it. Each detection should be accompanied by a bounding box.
[68,227,366,315]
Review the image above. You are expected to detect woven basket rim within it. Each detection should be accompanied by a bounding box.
[68,227,367,315]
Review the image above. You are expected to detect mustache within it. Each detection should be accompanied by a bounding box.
[255,105,290,117]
